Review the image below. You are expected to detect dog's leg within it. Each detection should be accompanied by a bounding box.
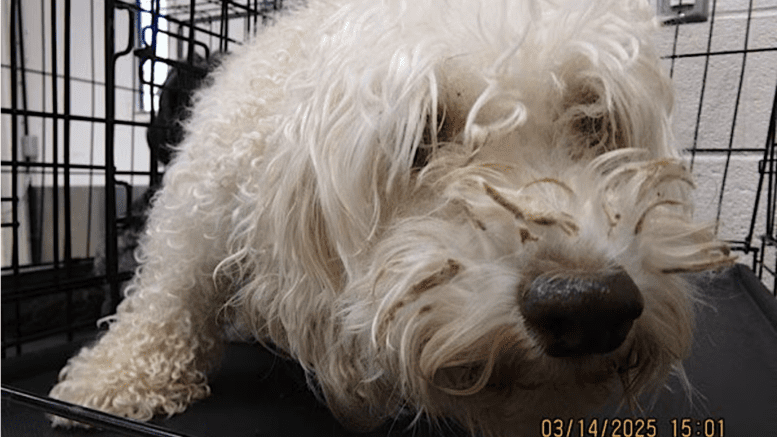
[48,169,231,425]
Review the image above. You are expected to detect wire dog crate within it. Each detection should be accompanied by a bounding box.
[657,0,777,293]
[1,0,776,435]
[2,0,292,359]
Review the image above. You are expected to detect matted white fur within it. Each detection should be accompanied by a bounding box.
[49,0,734,435]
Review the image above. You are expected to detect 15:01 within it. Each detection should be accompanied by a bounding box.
[670,418,724,437]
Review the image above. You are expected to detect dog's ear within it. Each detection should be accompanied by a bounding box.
[266,40,441,286]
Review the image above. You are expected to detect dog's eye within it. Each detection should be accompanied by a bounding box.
[559,82,624,160]
[413,107,461,169]
[413,144,435,169]
[576,110,625,158]
[414,110,444,169]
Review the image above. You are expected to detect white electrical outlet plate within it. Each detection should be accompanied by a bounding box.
[657,0,709,25]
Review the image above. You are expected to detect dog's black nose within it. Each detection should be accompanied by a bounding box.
[520,269,644,357]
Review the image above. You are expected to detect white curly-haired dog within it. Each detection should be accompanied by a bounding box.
[50,0,735,435]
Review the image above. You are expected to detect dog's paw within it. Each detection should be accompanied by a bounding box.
[48,378,152,426]
[48,370,210,428]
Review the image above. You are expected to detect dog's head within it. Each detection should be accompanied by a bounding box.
[235,0,735,434]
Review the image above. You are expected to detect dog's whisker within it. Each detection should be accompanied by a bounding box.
[521,178,576,200]
[480,162,515,173]
[483,182,526,221]
[530,214,580,236]
[600,164,642,192]
[602,200,620,228]
[410,259,463,298]
[466,210,488,232]
[449,199,488,231]
[634,199,685,235]
[483,182,579,236]
[589,148,652,176]
[660,257,736,274]
[635,161,695,203]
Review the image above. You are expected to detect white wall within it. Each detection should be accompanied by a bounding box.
[655,0,777,287]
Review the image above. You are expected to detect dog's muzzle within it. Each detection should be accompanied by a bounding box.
[520,269,644,357]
